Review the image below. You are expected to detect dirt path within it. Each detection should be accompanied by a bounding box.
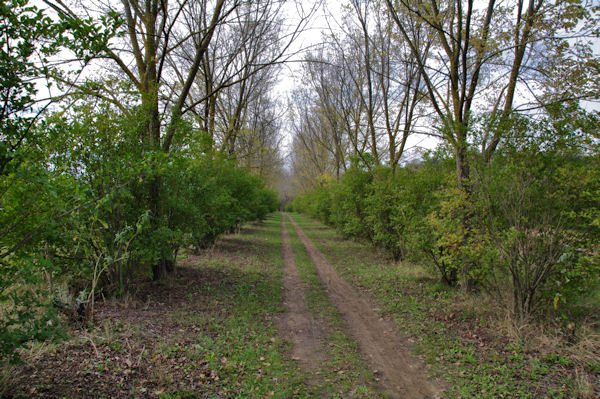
[287,214,443,399]
[276,214,328,371]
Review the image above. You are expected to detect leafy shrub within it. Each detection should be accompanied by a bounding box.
[429,107,600,319]
[366,163,450,263]
[292,159,452,273]
[291,121,600,322]
[471,153,600,320]
[0,102,278,360]
[329,167,373,240]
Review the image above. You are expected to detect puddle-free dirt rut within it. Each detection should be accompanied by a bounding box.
[287,214,443,399]
[276,214,328,371]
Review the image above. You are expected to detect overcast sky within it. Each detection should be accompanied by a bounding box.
[274,0,441,163]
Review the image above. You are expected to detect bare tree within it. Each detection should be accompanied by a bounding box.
[287,0,432,184]
[302,49,351,178]
[289,86,341,192]
[384,0,599,183]
[235,92,285,184]
[323,0,432,171]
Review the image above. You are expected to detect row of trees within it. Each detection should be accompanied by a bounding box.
[291,0,599,190]
[288,0,600,320]
[1,0,291,360]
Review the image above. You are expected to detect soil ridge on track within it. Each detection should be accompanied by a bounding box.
[287,213,443,399]
[276,214,328,372]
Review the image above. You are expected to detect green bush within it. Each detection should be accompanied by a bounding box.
[366,163,450,262]
[0,102,278,360]
[292,159,452,272]
[470,152,600,320]
[330,166,373,240]
[429,107,600,319]
[292,124,599,322]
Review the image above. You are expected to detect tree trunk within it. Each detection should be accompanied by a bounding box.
[456,136,477,293]
[152,257,175,281]
[142,76,172,280]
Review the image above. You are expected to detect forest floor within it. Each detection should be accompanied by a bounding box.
[2,213,598,398]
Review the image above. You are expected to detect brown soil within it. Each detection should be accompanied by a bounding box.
[287,214,443,399]
[275,214,328,371]
[3,231,271,399]
[4,265,225,398]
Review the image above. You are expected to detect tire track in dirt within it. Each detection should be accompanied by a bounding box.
[287,214,443,399]
[276,214,328,374]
